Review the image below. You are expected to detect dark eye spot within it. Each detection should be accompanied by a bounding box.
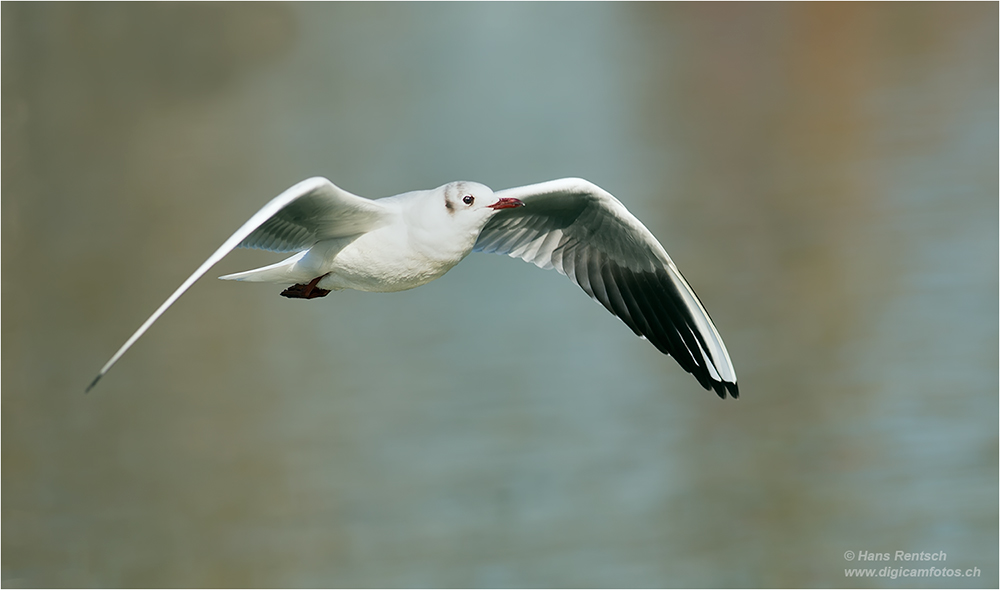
[462,195,474,205]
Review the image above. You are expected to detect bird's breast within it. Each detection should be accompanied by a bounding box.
[317,226,468,293]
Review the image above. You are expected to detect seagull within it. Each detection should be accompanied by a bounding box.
[86,177,738,398]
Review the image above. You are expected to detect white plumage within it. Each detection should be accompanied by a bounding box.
[87,177,738,398]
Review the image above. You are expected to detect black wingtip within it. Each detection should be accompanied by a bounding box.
[85,374,102,394]
[709,380,739,400]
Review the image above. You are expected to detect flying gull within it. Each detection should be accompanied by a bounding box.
[87,177,739,398]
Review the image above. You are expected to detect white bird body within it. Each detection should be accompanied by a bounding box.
[88,177,739,398]
[219,181,497,292]
[221,222,463,293]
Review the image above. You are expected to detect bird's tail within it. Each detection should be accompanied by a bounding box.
[219,251,307,283]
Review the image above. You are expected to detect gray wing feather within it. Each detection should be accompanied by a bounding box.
[240,177,387,252]
[475,178,738,399]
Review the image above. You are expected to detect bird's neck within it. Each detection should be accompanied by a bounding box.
[401,201,480,266]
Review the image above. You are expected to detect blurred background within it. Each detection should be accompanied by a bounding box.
[2,3,996,588]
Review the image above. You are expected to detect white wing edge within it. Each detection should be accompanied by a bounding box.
[665,261,738,385]
[495,177,675,268]
[85,177,334,392]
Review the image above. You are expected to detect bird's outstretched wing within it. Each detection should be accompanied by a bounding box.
[237,178,387,252]
[86,177,388,392]
[474,178,738,398]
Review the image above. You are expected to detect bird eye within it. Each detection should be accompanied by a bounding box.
[462,195,474,205]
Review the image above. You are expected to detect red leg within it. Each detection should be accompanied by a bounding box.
[281,275,331,299]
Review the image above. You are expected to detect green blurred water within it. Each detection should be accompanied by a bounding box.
[3,3,997,587]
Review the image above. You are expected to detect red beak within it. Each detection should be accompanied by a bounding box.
[488,197,525,210]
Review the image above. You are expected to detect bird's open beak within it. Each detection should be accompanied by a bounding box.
[488,197,525,210]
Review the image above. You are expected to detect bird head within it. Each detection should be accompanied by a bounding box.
[438,181,524,224]
[437,181,524,227]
